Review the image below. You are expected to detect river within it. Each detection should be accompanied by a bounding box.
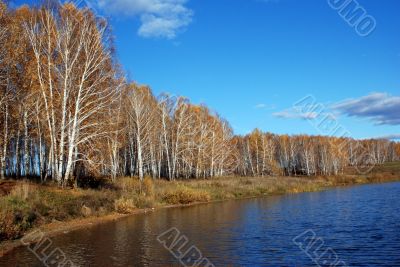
[1,182,400,266]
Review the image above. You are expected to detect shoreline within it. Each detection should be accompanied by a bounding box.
[1,176,400,258]
[0,198,232,258]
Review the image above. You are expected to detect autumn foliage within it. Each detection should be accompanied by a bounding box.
[0,2,399,186]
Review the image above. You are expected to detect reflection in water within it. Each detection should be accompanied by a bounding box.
[1,182,400,266]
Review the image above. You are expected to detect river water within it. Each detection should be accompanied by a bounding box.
[1,182,400,266]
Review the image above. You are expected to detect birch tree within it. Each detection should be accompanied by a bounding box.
[125,84,157,180]
[25,4,118,184]
[0,1,11,179]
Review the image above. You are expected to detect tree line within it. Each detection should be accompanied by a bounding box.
[0,2,399,185]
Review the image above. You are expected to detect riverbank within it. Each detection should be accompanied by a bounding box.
[1,162,400,257]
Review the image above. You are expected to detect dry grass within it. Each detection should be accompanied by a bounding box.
[161,185,211,205]
[143,177,155,197]
[118,177,141,193]
[114,197,136,214]
[0,183,117,241]
[9,183,34,201]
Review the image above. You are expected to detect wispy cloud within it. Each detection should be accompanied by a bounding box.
[254,103,276,110]
[90,0,193,39]
[333,92,400,125]
[273,92,400,127]
[377,134,400,140]
[273,110,318,120]
[255,104,267,109]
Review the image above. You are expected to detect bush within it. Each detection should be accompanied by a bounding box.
[0,195,36,241]
[76,190,116,215]
[239,179,253,186]
[76,176,112,189]
[142,177,154,197]
[118,177,141,194]
[162,186,211,205]
[31,190,81,220]
[81,205,92,217]
[10,183,33,200]
[114,197,136,214]
[134,195,156,209]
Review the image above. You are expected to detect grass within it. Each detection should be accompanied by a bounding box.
[0,184,117,240]
[1,162,400,243]
[161,185,211,205]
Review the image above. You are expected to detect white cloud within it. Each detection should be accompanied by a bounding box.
[333,92,400,125]
[377,134,400,140]
[255,104,267,109]
[90,0,193,39]
[273,110,318,120]
[254,103,276,110]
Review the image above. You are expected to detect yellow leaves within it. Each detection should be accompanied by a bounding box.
[395,143,400,158]
[14,5,31,19]
[0,1,6,17]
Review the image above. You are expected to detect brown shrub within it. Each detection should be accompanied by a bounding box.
[134,195,156,209]
[81,205,92,217]
[10,183,33,200]
[114,197,136,214]
[162,186,211,205]
[0,195,37,241]
[143,177,154,197]
[118,177,141,193]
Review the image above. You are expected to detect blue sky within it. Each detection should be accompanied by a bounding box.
[12,0,400,139]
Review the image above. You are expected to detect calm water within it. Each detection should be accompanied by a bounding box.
[1,182,400,267]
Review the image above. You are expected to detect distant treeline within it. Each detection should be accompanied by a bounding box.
[0,2,399,184]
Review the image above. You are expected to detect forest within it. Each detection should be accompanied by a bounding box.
[1,2,400,186]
